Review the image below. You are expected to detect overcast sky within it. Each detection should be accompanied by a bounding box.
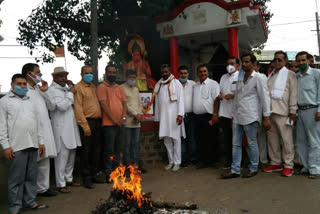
[0,0,319,92]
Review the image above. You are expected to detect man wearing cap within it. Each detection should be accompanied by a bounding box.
[21,63,57,197]
[74,65,103,188]
[47,67,82,193]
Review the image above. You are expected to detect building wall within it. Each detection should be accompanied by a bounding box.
[139,130,167,167]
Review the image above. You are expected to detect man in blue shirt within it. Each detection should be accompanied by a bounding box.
[296,51,320,179]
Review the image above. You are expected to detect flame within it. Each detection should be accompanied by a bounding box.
[109,164,151,208]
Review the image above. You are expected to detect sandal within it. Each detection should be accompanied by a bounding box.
[58,187,71,193]
[308,174,320,179]
[23,203,49,211]
[66,181,81,187]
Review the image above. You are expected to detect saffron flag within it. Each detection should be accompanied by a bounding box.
[53,47,65,57]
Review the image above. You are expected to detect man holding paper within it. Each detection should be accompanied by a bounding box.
[263,51,297,177]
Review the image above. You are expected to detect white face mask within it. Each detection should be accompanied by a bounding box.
[127,79,136,87]
[28,72,42,84]
[226,65,236,74]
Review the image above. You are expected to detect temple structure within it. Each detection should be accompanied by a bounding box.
[156,0,268,79]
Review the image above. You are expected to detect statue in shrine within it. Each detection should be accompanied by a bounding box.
[123,35,156,91]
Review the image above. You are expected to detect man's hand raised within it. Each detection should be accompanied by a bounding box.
[39,80,49,92]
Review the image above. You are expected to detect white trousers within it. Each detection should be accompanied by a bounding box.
[163,137,181,165]
[54,143,76,188]
[37,158,50,193]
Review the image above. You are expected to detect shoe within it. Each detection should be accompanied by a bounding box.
[296,167,310,176]
[221,171,240,179]
[84,180,95,189]
[165,163,174,170]
[138,167,147,174]
[281,168,293,177]
[93,172,107,183]
[242,170,258,178]
[180,161,190,168]
[263,165,283,172]
[172,164,180,172]
[38,189,57,197]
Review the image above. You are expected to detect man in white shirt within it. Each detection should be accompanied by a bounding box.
[47,67,82,193]
[0,74,47,214]
[193,64,220,169]
[154,64,184,172]
[222,53,271,179]
[178,65,196,168]
[218,57,239,168]
[21,63,57,197]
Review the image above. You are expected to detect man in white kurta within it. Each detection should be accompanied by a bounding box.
[154,64,184,172]
[47,67,81,193]
[22,63,57,196]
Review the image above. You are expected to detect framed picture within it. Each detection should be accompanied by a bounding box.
[139,92,154,115]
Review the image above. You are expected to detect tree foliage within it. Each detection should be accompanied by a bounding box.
[17,0,273,64]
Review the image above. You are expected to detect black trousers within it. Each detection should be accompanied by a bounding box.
[194,113,218,165]
[79,118,102,181]
[217,117,233,165]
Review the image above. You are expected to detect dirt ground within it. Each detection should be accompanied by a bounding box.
[1,164,320,214]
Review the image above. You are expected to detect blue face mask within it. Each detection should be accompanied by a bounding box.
[179,77,188,83]
[12,85,28,96]
[83,73,94,83]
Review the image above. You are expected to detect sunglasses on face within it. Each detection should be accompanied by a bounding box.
[273,58,283,62]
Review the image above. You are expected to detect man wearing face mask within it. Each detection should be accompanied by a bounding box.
[178,65,196,168]
[73,65,102,188]
[263,51,297,177]
[222,53,271,179]
[295,51,320,179]
[97,64,127,182]
[21,63,57,197]
[154,64,184,172]
[0,74,47,214]
[47,67,82,193]
[217,57,239,168]
[121,70,146,173]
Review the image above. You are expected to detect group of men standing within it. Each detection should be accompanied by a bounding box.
[155,51,320,181]
[1,50,320,214]
[0,63,146,214]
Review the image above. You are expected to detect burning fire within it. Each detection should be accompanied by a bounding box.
[109,164,152,208]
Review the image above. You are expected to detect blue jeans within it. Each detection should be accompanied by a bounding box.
[103,126,125,176]
[123,128,140,166]
[181,113,197,162]
[231,122,259,174]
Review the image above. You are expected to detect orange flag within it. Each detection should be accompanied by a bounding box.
[53,47,65,57]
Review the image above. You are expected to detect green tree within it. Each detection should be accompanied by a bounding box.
[17,0,272,64]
